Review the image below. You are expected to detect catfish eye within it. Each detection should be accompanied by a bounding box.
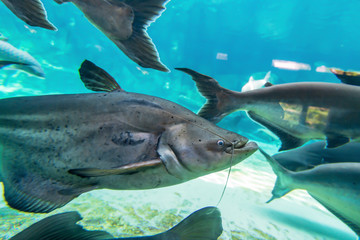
[217,139,225,146]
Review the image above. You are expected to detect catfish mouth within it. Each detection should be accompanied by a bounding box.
[225,141,258,154]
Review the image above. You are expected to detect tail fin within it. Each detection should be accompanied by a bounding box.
[156,206,222,240]
[116,0,170,72]
[176,68,232,123]
[259,148,294,203]
[10,211,113,240]
[2,0,57,30]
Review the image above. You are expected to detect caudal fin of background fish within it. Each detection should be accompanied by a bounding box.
[55,0,169,72]
[112,0,170,72]
[1,0,57,30]
[175,67,232,123]
[259,148,295,203]
[9,207,223,240]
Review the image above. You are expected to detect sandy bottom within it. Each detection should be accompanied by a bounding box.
[0,142,357,240]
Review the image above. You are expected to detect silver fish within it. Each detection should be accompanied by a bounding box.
[55,0,169,72]
[0,38,45,78]
[9,207,222,240]
[260,148,360,237]
[176,68,360,151]
[1,0,57,30]
[0,60,258,213]
[273,141,360,171]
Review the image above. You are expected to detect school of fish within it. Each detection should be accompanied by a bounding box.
[1,0,360,239]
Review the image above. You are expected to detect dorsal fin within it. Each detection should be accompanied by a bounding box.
[2,0,57,30]
[176,67,231,123]
[78,60,123,92]
[10,211,113,240]
[330,68,360,86]
[112,0,170,72]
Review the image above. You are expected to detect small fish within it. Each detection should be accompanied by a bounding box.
[54,0,169,72]
[0,60,258,213]
[273,141,360,171]
[1,0,57,30]
[260,148,360,237]
[0,37,45,78]
[9,207,223,240]
[241,71,272,92]
[176,68,360,151]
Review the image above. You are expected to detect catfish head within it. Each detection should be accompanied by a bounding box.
[158,121,258,180]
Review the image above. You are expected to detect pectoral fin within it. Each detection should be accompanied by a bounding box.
[68,159,162,178]
[248,112,307,151]
[78,60,123,92]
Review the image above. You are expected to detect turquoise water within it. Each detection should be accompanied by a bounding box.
[0,1,359,239]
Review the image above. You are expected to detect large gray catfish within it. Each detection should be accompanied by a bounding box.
[176,68,360,151]
[260,149,360,237]
[10,207,222,240]
[0,60,258,213]
[273,141,360,171]
[55,0,169,72]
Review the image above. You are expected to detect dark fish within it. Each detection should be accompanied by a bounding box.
[0,60,258,213]
[176,68,360,151]
[1,0,57,30]
[54,0,169,72]
[260,148,360,237]
[273,141,360,171]
[9,207,223,240]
